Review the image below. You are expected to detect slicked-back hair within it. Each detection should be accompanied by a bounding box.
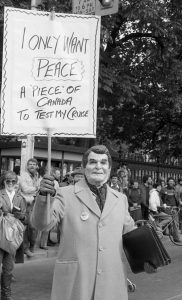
[82,145,112,168]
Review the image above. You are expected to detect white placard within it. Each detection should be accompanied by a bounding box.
[1,7,100,137]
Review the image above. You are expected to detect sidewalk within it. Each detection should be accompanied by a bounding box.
[24,244,59,262]
[22,233,182,300]
[24,231,59,262]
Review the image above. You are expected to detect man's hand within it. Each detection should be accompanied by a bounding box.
[144,262,157,274]
[40,174,56,196]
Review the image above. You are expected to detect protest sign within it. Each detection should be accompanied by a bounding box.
[1,7,100,137]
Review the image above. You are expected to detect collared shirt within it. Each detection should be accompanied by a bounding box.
[6,189,15,209]
[110,183,120,191]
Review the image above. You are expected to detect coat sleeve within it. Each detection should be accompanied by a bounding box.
[161,189,167,204]
[13,194,29,224]
[122,194,136,235]
[0,195,3,215]
[127,189,133,206]
[19,173,38,195]
[19,196,29,224]
[140,186,146,205]
[31,187,65,231]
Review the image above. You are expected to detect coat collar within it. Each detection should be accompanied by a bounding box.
[74,179,101,217]
[0,189,20,207]
[1,189,12,209]
[74,179,119,219]
[101,186,120,220]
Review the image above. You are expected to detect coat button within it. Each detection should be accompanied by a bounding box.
[80,211,89,221]
[98,222,103,228]
[97,269,102,275]
[99,246,104,251]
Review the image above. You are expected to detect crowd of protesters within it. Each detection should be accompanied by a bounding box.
[111,166,182,242]
[0,154,182,299]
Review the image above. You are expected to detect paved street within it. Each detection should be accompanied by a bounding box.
[128,237,182,300]
[12,237,182,300]
[13,256,55,300]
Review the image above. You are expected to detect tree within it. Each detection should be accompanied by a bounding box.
[97,0,182,160]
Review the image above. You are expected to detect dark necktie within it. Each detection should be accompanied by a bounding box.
[87,181,107,212]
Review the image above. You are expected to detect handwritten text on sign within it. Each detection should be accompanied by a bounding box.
[1,8,100,136]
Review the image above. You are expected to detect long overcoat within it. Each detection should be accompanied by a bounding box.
[31,179,135,300]
[0,189,27,263]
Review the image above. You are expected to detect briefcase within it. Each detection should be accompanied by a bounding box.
[123,224,171,274]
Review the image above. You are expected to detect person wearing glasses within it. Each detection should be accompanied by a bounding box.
[0,171,27,300]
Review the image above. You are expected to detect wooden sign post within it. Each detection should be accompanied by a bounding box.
[47,128,52,223]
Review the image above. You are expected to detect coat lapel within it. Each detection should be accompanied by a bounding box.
[74,179,101,218]
[100,186,119,220]
[1,189,12,211]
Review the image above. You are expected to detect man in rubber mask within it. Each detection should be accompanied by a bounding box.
[31,145,136,300]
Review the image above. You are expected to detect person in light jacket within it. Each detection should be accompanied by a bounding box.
[19,158,39,257]
[149,182,172,229]
[0,171,27,300]
[31,145,153,300]
[149,182,181,242]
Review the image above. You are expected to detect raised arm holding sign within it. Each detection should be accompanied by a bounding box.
[1,7,100,225]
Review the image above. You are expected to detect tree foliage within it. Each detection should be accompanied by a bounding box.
[97,0,182,160]
[1,0,182,160]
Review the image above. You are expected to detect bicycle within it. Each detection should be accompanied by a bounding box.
[135,206,182,246]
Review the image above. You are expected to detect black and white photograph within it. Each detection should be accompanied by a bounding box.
[0,1,182,299]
